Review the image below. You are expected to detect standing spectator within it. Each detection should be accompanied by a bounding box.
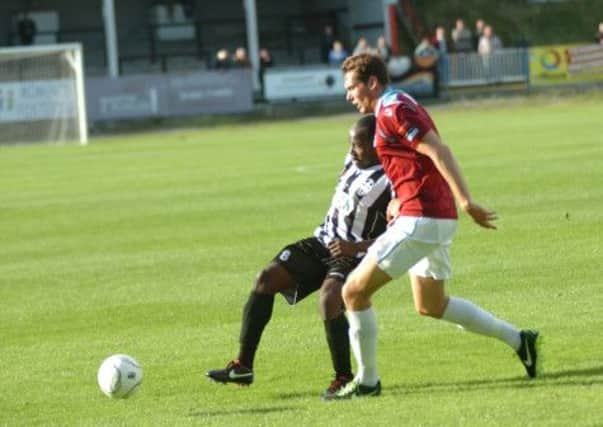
[214,49,231,70]
[258,48,274,98]
[434,26,449,88]
[232,47,251,68]
[375,36,391,64]
[596,22,603,44]
[434,26,447,54]
[17,12,37,46]
[473,19,485,51]
[451,18,473,53]
[478,25,503,81]
[320,25,336,64]
[353,37,373,56]
[329,40,349,66]
[478,25,502,56]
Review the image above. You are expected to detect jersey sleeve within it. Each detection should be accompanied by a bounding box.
[376,101,434,150]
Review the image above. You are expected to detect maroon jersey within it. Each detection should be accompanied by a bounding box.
[374,89,457,219]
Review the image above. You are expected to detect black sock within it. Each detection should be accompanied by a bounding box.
[238,291,275,369]
[324,313,352,378]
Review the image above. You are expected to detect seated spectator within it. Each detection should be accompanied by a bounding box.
[328,40,348,66]
[414,35,439,64]
[259,48,273,69]
[214,49,231,69]
[232,47,251,68]
[320,25,335,64]
[376,36,391,63]
[414,34,440,97]
[258,48,274,97]
[451,18,473,53]
[353,37,372,56]
[597,22,603,44]
[17,12,37,45]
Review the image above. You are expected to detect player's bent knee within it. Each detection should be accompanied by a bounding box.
[254,265,290,295]
[341,277,363,306]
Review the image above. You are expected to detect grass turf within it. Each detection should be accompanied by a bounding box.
[1,92,602,426]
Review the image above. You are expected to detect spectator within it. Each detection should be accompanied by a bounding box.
[434,26,449,88]
[451,18,473,53]
[328,40,349,66]
[181,0,195,19]
[320,25,335,64]
[17,12,37,46]
[596,22,603,45]
[478,25,502,56]
[214,49,231,70]
[375,36,391,63]
[473,18,485,51]
[414,34,440,97]
[414,35,439,61]
[232,47,251,68]
[259,47,273,69]
[353,37,373,56]
[434,26,447,54]
[258,48,274,98]
[478,25,503,82]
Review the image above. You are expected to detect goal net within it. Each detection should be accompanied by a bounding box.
[0,43,88,144]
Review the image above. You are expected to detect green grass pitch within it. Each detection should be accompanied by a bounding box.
[1,92,602,426]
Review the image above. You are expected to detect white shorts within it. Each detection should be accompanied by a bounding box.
[367,216,458,280]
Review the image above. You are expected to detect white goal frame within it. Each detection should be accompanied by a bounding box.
[0,43,88,144]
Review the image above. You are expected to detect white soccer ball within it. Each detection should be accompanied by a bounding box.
[97,354,143,399]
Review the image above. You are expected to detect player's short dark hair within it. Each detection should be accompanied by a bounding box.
[341,53,390,86]
[354,114,376,142]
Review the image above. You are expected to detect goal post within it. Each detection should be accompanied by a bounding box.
[0,43,88,144]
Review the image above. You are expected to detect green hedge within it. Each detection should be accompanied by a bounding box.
[413,0,602,47]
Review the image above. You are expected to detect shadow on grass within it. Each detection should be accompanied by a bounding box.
[274,390,322,399]
[273,366,603,401]
[188,406,300,418]
[540,365,603,380]
[385,365,603,396]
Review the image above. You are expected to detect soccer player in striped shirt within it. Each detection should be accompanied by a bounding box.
[329,53,541,399]
[207,115,392,398]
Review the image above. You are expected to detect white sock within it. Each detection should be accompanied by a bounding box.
[346,307,379,386]
[441,296,521,351]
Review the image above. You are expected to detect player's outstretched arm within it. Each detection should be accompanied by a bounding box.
[415,130,497,229]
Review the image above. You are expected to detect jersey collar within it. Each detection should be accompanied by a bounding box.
[374,86,396,117]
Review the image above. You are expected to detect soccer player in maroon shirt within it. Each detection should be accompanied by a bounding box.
[328,53,541,399]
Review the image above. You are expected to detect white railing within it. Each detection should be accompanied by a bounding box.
[442,48,529,87]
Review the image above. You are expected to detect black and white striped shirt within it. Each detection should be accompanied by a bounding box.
[314,154,391,250]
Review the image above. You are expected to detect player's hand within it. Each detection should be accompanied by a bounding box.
[328,239,358,257]
[462,201,498,229]
[386,198,401,223]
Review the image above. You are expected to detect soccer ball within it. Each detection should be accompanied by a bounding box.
[97,354,143,398]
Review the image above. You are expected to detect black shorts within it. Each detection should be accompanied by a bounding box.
[273,237,360,305]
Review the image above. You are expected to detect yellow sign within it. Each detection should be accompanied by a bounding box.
[529,44,603,85]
